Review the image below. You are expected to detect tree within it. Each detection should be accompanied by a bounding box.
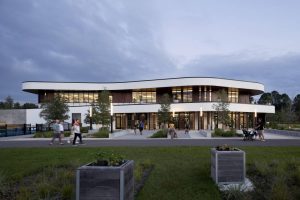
[84,103,100,125]
[258,93,272,105]
[13,102,21,109]
[292,94,300,121]
[158,93,171,128]
[271,91,282,112]
[280,93,292,112]
[212,89,232,128]
[39,94,69,123]
[23,103,38,109]
[97,90,111,128]
[4,96,14,109]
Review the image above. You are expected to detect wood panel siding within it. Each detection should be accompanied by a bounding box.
[239,94,250,104]
[39,91,54,103]
[111,90,132,103]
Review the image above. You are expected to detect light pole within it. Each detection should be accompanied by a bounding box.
[110,102,113,133]
[254,109,257,128]
[89,106,92,130]
[199,107,203,130]
[172,110,177,128]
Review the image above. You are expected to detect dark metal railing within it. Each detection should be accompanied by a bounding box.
[0,123,71,137]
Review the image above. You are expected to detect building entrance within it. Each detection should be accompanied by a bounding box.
[174,112,195,130]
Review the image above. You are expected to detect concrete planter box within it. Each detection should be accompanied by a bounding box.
[76,160,134,200]
[211,148,245,184]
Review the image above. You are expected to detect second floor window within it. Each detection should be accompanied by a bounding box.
[228,88,239,103]
[183,87,192,102]
[132,89,156,103]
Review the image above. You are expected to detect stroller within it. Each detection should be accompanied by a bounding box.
[242,129,257,141]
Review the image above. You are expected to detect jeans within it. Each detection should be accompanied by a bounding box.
[73,133,83,144]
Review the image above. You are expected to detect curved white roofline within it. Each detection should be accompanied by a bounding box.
[22,77,264,93]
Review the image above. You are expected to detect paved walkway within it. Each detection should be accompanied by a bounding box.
[1,129,300,148]
[109,129,298,140]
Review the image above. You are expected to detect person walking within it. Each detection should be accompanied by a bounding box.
[72,119,84,145]
[59,121,64,143]
[68,121,75,144]
[133,120,138,135]
[255,118,265,141]
[168,123,177,139]
[184,119,190,134]
[139,120,144,135]
[49,119,63,145]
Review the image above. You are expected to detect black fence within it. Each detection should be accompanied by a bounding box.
[0,124,35,137]
[0,123,71,137]
[35,123,71,132]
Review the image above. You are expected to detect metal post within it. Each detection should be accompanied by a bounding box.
[5,124,7,137]
[110,102,113,133]
[111,115,113,133]
[89,117,92,130]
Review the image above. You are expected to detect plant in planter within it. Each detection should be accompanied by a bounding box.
[93,151,124,166]
[211,144,245,184]
[76,151,134,200]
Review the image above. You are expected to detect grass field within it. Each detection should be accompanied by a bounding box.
[0,146,300,200]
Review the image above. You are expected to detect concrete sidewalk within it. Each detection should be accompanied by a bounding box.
[0,130,299,142]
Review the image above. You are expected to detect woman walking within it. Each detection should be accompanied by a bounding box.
[72,119,84,145]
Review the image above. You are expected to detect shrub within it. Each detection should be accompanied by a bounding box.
[214,128,223,136]
[212,129,237,137]
[34,131,71,138]
[215,144,238,151]
[150,129,167,138]
[269,122,279,129]
[80,126,89,133]
[93,127,109,138]
[93,151,124,166]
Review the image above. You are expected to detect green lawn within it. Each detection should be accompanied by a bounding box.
[0,146,300,200]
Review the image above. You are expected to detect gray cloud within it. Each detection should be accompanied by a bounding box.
[178,52,300,99]
[0,0,174,102]
[0,0,299,103]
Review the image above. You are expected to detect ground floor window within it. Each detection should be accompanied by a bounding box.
[112,112,262,130]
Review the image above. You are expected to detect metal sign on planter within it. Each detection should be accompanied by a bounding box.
[211,148,245,184]
[76,160,134,200]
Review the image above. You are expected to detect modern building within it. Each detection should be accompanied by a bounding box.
[22,77,275,130]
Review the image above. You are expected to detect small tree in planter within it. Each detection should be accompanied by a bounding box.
[76,151,134,200]
[158,93,172,129]
[211,144,245,184]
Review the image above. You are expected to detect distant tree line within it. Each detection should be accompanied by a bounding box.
[258,91,300,123]
[0,96,38,109]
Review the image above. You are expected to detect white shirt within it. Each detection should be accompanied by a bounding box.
[59,124,64,132]
[74,124,80,133]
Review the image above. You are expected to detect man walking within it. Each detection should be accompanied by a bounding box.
[49,119,63,145]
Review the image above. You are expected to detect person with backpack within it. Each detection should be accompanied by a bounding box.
[139,120,144,135]
[49,119,63,145]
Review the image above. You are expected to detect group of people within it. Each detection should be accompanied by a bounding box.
[49,119,84,145]
[133,120,144,135]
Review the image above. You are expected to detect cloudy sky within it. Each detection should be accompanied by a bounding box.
[1,0,300,103]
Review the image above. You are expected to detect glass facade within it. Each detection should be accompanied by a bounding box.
[228,88,239,103]
[172,87,182,102]
[53,91,99,103]
[42,86,242,104]
[182,87,193,102]
[132,89,156,103]
[199,86,211,102]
